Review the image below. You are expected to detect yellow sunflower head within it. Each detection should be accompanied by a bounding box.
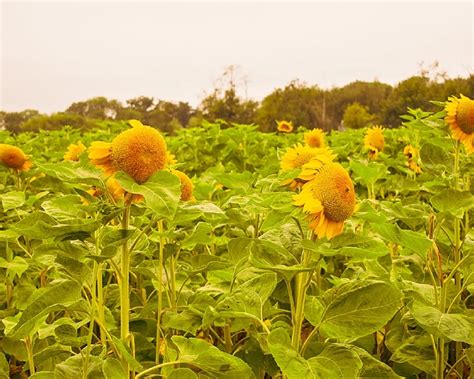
[293,162,356,240]
[280,144,335,189]
[364,126,384,156]
[277,120,294,133]
[64,141,86,161]
[445,95,474,154]
[281,144,335,172]
[88,119,167,184]
[304,128,326,148]
[0,144,32,172]
[170,169,194,201]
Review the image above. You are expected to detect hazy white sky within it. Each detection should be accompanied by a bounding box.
[1,1,473,113]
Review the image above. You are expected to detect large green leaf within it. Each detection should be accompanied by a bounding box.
[1,191,25,211]
[430,189,474,218]
[172,336,255,378]
[4,280,83,339]
[410,303,474,344]
[371,223,432,256]
[268,328,362,379]
[10,211,100,240]
[318,280,401,339]
[115,170,181,219]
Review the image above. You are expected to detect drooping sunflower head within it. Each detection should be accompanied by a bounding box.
[403,144,419,160]
[445,95,474,154]
[277,120,294,133]
[304,128,326,148]
[64,141,86,161]
[0,144,32,172]
[294,162,355,240]
[170,169,194,201]
[88,120,167,184]
[364,126,385,155]
[408,160,422,174]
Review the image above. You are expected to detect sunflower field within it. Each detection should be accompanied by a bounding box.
[0,97,473,379]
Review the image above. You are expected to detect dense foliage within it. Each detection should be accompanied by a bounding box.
[0,103,473,378]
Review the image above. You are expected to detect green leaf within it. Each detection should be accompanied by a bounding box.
[1,191,25,211]
[5,279,83,339]
[0,256,29,278]
[268,328,362,379]
[172,336,255,378]
[352,346,402,378]
[167,368,198,379]
[182,222,213,249]
[420,143,450,167]
[29,373,55,379]
[55,354,103,379]
[103,358,127,379]
[305,296,324,327]
[430,189,474,218]
[389,334,436,375]
[115,170,181,219]
[410,303,474,344]
[10,211,100,240]
[319,280,401,339]
[371,223,432,256]
[36,162,102,185]
[350,160,387,185]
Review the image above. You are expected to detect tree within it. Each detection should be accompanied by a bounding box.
[1,109,42,133]
[342,103,375,129]
[126,96,155,113]
[256,81,325,132]
[66,96,122,119]
[381,76,433,127]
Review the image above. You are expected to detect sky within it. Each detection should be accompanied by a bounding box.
[1,1,473,113]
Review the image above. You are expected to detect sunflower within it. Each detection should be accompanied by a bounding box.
[89,120,167,184]
[280,144,335,190]
[170,169,194,201]
[81,186,102,205]
[364,126,384,159]
[277,120,294,133]
[403,144,419,160]
[64,141,86,161]
[293,162,356,240]
[445,95,474,154]
[304,128,326,148]
[403,145,422,174]
[0,144,32,172]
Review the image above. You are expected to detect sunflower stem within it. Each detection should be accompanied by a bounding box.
[155,219,165,365]
[291,248,313,353]
[452,141,464,373]
[24,336,35,375]
[120,198,132,374]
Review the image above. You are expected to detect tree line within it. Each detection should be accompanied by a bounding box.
[1,72,473,134]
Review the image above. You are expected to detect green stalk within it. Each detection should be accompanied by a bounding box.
[24,336,35,375]
[291,249,312,352]
[155,219,165,364]
[97,262,106,344]
[452,141,464,372]
[120,199,132,373]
